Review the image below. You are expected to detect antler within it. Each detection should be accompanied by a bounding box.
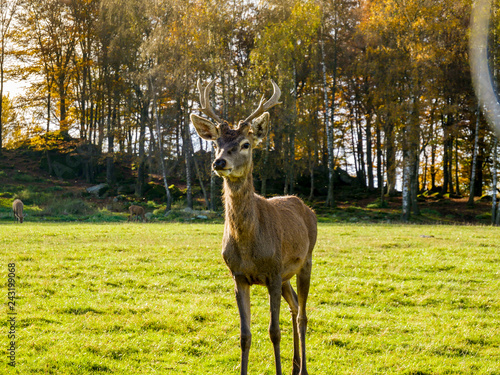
[196,78,222,124]
[243,80,282,124]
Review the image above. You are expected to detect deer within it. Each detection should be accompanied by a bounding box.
[191,78,317,375]
[128,205,146,222]
[12,199,25,223]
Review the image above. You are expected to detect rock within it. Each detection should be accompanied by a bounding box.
[117,184,135,195]
[86,183,108,197]
[335,167,356,185]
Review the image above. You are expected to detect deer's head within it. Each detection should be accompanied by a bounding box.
[191,79,281,181]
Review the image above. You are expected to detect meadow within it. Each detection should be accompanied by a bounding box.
[1,222,499,374]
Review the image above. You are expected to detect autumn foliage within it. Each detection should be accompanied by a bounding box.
[0,0,498,220]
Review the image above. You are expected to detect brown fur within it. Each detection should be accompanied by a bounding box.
[222,172,316,286]
[128,205,146,222]
[12,199,25,223]
[192,97,317,375]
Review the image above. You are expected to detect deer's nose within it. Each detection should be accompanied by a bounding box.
[213,159,227,170]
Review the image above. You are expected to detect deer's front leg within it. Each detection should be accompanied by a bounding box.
[234,276,251,375]
[268,277,283,375]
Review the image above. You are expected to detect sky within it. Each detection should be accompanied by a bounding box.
[3,79,23,97]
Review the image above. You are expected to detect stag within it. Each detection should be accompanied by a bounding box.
[191,78,317,375]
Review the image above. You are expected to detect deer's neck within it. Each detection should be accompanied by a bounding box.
[223,170,257,242]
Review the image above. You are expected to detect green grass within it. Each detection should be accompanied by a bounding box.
[1,223,499,374]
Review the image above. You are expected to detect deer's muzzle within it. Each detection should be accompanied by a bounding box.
[213,158,227,170]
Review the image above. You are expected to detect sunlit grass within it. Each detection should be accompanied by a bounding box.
[1,223,499,374]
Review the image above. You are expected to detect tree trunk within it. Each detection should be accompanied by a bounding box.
[308,149,315,201]
[183,98,193,210]
[385,120,397,196]
[261,135,270,197]
[422,147,428,191]
[321,28,335,207]
[402,95,421,221]
[192,151,209,208]
[401,150,411,222]
[0,39,4,155]
[366,113,374,189]
[47,89,51,133]
[410,96,420,216]
[135,93,148,197]
[442,114,452,195]
[106,92,115,185]
[475,141,485,197]
[97,79,105,153]
[468,105,481,206]
[288,132,295,194]
[288,65,298,195]
[150,77,172,211]
[210,144,216,211]
[58,74,68,132]
[492,137,498,224]
[448,141,454,194]
[355,103,366,187]
[376,118,383,192]
[429,118,436,190]
[455,138,461,195]
[411,151,420,215]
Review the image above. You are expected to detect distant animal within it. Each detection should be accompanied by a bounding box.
[12,199,25,223]
[191,78,317,375]
[128,205,146,222]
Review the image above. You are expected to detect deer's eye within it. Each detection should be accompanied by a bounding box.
[242,142,250,150]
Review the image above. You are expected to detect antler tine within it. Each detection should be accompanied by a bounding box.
[197,78,222,124]
[243,79,282,124]
[197,78,206,108]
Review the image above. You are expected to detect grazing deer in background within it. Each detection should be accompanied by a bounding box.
[191,78,317,375]
[12,199,25,223]
[128,205,146,222]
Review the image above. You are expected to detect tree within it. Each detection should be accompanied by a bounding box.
[2,0,495,215]
[0,0,21,154]
[251,0,321,195]
[359,0,474,220]
[20,0,81,133]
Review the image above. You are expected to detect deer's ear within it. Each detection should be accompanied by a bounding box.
[191,114,219,141]
[250,112,269,146]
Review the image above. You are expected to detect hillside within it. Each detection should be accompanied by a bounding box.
[0,149,494,225]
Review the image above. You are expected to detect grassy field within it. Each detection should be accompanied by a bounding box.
[1,222,499,374]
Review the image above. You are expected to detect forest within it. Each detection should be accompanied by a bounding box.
[0,0,499,222]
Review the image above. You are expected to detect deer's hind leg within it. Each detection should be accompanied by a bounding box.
[282,280,300,375]
[296,258,312,375]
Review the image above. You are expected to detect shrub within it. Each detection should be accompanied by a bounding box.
[43,199,95,216]
[366,198,389,209]
[475,213,491,220]
[144,182,166,200]
[421,208,441,217]
[85,208,125,222]
[169,184,184,200]
[14,189,52,205]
